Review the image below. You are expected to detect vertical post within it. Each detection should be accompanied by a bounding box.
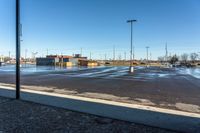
[9,51,11,59]
[16,0,20,99]
[130,22,133,67]
[127,19,137,73]
[113,45,115,61]
[46,49,49,56]
[80,48,82,57]
[133,46,135,62]
[146,46,149,66]
[150,52,152,61]
[124,52,126,61]
[113,45,115,65]
[165,43,168,62]
[90,52,92,60]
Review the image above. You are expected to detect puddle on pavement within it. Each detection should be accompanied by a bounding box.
[1,65,200,80]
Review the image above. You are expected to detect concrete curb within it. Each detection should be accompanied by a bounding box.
[0,86,200,133]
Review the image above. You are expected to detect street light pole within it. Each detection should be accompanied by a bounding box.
[16,0,20,99]
[90,52,92,60]
[127,19,137,73]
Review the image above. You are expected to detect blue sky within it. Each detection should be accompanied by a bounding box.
[0,0,200,60]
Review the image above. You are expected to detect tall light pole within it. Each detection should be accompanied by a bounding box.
[80,47,83,57]
[127,19,137,73]
[165,43,168,62]
[146,46,149,66]
[16,0,20,99]
[104,53,107,61]
[9,51,11,59]
[150,52,152,61]
[46,49,49,56]
[90,52,92,60]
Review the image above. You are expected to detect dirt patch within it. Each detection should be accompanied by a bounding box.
[175,103,200,113]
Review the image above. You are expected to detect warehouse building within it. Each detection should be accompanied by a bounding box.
[36,55,79,66]
[36,57,59,66]
[36,54,99,67]
[79,60,98,66]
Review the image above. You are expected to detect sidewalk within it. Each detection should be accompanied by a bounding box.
[0,96,179,133]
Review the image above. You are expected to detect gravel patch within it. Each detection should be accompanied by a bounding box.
[0,96,179,133]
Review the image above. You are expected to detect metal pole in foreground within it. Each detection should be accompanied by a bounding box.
[127,20,137,73]
[16,0,20,99]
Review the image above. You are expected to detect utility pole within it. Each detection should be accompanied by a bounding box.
[127,19,137,73]
[113,45,115,61]
[80,48,83,57]
[46,49,49,56]
[118,53,122,61]
[133,46,135,61]
[99,54,102,60]
[150,52,152,61]
[9,51,11,59]
[32,52,38,62]
[124,52,126,60]
[146,46,149,66]
[90,52,92,60]
[104,53,107,61]
[165,43,168,62]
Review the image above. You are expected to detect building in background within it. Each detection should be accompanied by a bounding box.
[36,54,98,67]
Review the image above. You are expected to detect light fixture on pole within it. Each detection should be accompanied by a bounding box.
[127,19,137,73]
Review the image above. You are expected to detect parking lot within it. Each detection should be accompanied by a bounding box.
[0,65,200,113]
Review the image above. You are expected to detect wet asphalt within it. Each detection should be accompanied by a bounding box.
[0,65,200,112]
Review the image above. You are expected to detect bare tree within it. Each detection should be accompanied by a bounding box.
[158,56,165,63]
[181,53,188,63]
[169,54,179,64]
[190,53,198,63]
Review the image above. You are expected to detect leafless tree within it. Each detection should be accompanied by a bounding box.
[190,53,198,63]
[170,54,179,64]
[181,53,188,63]
[158,56,165,63]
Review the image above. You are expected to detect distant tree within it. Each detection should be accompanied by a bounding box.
[181,53,188,63]
[190,53,198,63]
[169,54,179,64]
[158,56,165,63]
[3,57,11,62]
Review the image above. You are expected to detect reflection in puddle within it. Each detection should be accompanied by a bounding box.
[178,68,200,79]
[0,65,200,80]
